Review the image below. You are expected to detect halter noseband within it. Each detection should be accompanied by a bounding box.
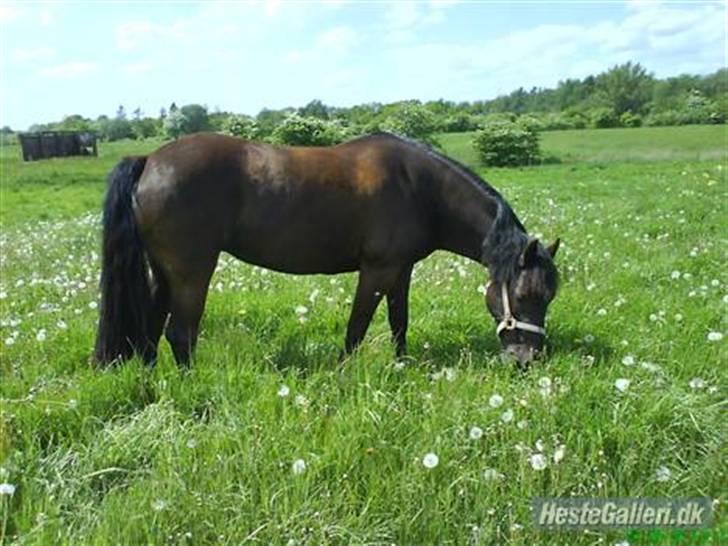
[488,282,546,337]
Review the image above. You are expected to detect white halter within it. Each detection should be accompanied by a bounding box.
[490,282,546,337]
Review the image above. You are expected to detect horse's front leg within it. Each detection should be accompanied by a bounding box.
[344,264,403,355]
[386,263,414,358]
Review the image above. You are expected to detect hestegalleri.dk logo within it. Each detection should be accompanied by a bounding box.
[532,497,713,529]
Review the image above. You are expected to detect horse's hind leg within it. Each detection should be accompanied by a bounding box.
[140,262,170,366]
[164,256,218,368]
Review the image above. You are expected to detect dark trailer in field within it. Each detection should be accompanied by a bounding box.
[19,131,98,161]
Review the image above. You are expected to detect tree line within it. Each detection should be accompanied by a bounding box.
[5,62,726,146]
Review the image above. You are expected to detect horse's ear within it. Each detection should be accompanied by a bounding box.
[547,238,561,259]
[519,238,540,268]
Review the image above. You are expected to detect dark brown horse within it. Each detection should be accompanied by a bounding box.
[94,132,559,368]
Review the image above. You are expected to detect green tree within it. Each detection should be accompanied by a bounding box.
[379,102,440,146]
[164,109,186,140]
[298,99,330,120]
[595,62,654,115]
[179,104,210,134]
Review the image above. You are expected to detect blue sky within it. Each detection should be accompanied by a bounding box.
[1,1,725,130]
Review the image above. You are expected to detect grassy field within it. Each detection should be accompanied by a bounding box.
[439,124,728,167]
[1,127,726,545]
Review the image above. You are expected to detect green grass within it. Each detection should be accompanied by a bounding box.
[439,124,728,167]
[1,129,727,545]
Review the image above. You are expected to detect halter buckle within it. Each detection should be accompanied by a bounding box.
[502,317,517,330]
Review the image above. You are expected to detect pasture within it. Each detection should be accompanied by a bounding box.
[0,126,726,545]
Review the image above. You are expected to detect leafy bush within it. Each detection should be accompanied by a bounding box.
[379,103,440,145]
[223,115,260,140]
[272,114,348,146]
[472,121,541,167]
[619,111,642,127]
[516,115,545,132]
[441,112,479,133]
[589,107,620,128]
[179,104,210,134]
[163,110,186,140]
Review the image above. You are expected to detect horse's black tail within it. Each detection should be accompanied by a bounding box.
[94,156,152,365]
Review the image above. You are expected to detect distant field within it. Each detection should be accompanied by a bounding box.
[439,124,728,167]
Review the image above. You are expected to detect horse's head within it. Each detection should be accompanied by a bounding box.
[485,237,560,366]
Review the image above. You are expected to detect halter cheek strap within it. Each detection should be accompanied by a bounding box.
[489,282,546,337]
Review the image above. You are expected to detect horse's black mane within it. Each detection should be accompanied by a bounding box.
[368,131,529,283]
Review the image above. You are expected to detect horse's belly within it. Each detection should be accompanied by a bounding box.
[225,219,362,274]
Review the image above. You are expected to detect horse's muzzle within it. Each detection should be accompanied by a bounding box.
[502,344,541,366]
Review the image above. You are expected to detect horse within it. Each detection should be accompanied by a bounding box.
[94,132,560,368]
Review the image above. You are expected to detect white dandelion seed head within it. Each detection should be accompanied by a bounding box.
[670,270,681,280]
[294,394,309,407]
[597,308,607,316]
[529,453,548,471]
[277,385,290,397]
[489,394,504,408]
[422,452,439,469]
[36,329,47,342]
[553,444,566,464]
[535,439,545,452]
[640,361,660,373]
[614,378,631,393]
[583,334,595,344]
[689,378,706,390]
[469,426,483,440]
[0,483,16,496]
[483,468,503,481]
[707,331,723,342]
[655,465,672,482]
[621,355,635,366]
[500,409,514,423]
[517,419,528,430]
[152,499,167,511]
[292,458,307,475]
[294,305,308,316]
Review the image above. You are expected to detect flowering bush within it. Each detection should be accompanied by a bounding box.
[272,114,348,146]
[223,115,260,140]
[472,120,541,167]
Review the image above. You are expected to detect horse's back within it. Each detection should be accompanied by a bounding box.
[134,133,432,274]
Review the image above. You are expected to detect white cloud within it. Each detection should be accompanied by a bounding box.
[122,61,154,75]
[38,8,54,26]
[115,19,198,52]
[39,62,98,78]
[12,47,55,63]
[383,1,724,99]
[0,4,23,24]
[316,26,359,51]
[382,0,457,44]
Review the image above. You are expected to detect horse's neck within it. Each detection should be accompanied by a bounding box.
[433,172,501,262]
